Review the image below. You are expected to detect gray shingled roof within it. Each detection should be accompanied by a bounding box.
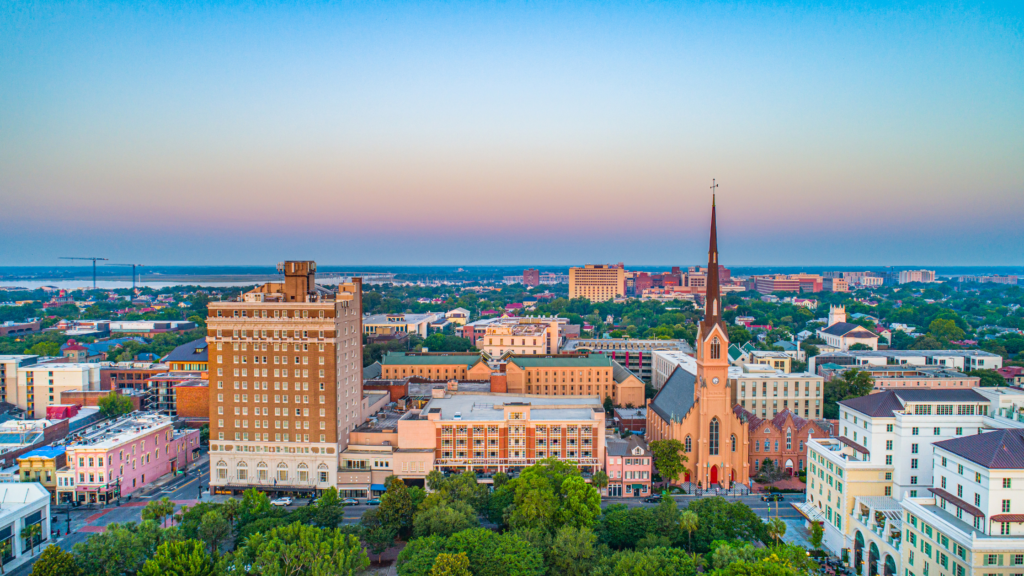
[934,429,1024,470]
[162,338,208,363]
[612,360,639,384]
[650,366,697,424]
[839,389,987,418]
[821,322,876,337]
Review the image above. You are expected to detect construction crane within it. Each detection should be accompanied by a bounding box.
[59,256,109,289]
[105,263,145,291]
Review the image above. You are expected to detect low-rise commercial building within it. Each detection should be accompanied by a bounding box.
[0,319,41,337]
[817,306,879,351]
[163,338,208,372]
[56,412,200,504]
[100,362,169,392]
[16,446,66,502]
[604,435,653,498]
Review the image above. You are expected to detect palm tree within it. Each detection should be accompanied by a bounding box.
[767,517,787,546]
[220,497,241,528]
[20,523,41,557]
[679,510,699,555]
[592,471,610,495]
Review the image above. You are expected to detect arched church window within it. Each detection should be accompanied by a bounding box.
[710,338,721,360]
[709,418,719,456]
[684,436,692,453]
[731,434,737,452]
[786,428,792,451]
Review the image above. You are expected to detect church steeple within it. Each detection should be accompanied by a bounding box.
[701,190,723,335]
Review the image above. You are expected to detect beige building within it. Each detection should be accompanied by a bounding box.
[206,261,363,495]
[569,264,625,301]
[505,354,645,407]
[733,363,824,419]
[0,355,38,405]
[747,350,793,373]
[479,319,560,358]
[14,363,101,418]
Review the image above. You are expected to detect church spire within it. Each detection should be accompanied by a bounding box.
[702,184,722,334]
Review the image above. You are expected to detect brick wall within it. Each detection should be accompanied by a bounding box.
[175,384,209,419]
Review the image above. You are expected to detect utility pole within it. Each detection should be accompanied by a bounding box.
[59,256,109,289]
[105,263,145,291]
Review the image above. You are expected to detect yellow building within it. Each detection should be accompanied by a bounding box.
[480,319,560,358]
[17,446,67,502]
[380,352,491,381]
[747,351,793,373]
[569,265,625,302]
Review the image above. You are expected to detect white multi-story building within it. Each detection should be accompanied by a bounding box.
[899,270,937,284]
[798,388,1024,565]
[900,429,1024,576]
[0,483,50,573]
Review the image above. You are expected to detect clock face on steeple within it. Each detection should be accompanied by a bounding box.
[712,377,720,384]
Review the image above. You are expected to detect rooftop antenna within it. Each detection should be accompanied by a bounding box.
[105,263,145,291]
[59,256,109,289]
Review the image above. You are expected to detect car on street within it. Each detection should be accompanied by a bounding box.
[341,498,359,505]
[642,495,663,503]
[761,494,784,502]
[366,498,381,505]
[271,497,293,506]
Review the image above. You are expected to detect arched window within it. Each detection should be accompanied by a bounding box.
[684,436,692,453]
[236,461,248,481]
[297,462,309,483]
[786,428,793,451]
[731,435,737,452]
[257,461,268,481]
[764,440,770,451]
[754,459,760,471]
[709,418,720,456]
[216,460,228,480]
[710,338,721,360]
[277,462,288,482]
[754,439,760,452]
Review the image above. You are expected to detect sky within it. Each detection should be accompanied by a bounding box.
[1,1,1022,267]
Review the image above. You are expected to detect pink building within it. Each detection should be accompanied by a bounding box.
[55,413,201,504]
[603,436,653,498]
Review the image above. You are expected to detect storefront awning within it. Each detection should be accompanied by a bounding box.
[371,484,387,491]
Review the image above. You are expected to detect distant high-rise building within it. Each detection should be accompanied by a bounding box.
[898,269,936,284]
[207,261,363,494]
[523,269,540,287]
[569,265,625,301]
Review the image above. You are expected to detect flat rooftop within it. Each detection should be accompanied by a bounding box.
[65,412,173,450]
[421,393,603,422]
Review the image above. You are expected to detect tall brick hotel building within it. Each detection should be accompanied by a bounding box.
[206,262,363,494]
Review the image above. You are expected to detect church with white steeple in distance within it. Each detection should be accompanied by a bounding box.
[645,194,750,489]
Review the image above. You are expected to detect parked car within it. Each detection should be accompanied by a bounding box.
[642,494,663,503]
[762,494,784,502]
[341,498,359,505]
[366,498,381,505]
[271,497,293,506]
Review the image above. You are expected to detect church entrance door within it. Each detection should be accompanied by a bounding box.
[710,465,719,485]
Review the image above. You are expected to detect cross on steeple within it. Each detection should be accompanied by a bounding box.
[710,179,718,205]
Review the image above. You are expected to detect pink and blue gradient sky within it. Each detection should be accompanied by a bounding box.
[1,1,1022,266]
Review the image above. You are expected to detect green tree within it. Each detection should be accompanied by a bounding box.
[29,544,82,576]
[679,510,699,554]
[365,524,398,563]
[139,540,216,576]
[396,534,446,576]
[685,497,769,553]
[20,523,41,556]
[26,341,60,357]
[197,510,230,555]
[591,470,609,494]
[230,522,369,575]
[379,476,415,536]
[596,504,658,550]
[73,520,180,576]
[767,517,787,545]
[0,540,9,575]
[968,369,1006,388]
[142,497,176,528]
[445,528,545,576]
[429,552,472,576]
[653,495,681,539]
[549,526,599,576]
[823,368,874,419]
[426,470,446,492]
[928,319,966,343]
[238,488,273,527]
[650,439,689,486]
[809,521,824,550]
[556,476,602,529]
[591,546,696,576]
[96,389,135,416]
[413,503,479,538]
[313,487,345,529]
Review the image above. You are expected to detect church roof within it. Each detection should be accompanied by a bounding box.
[650,365,697,424]
[733,405,831,435]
